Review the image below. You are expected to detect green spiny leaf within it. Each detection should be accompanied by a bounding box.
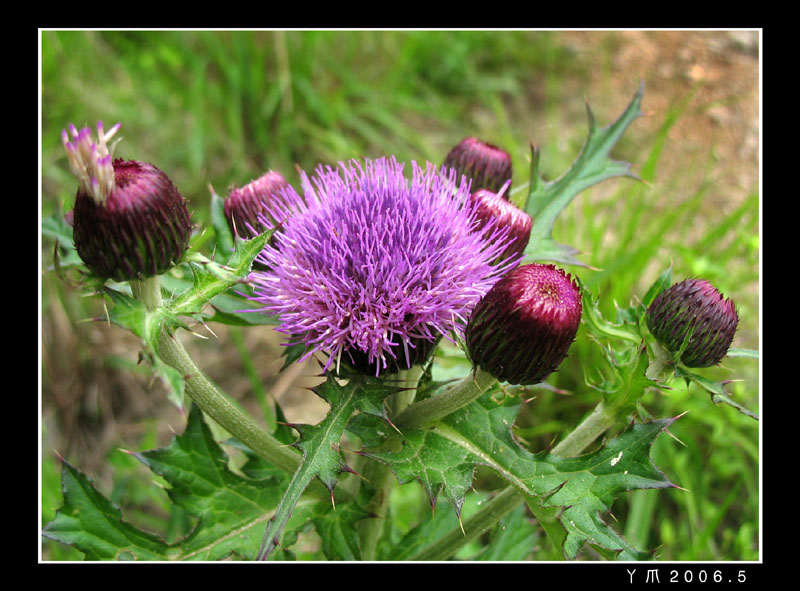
[167,228,273,319]
[309,499,372,560]
[44,407,292,561]
[726,347,759,359]
[364,390,674,560]
[675,367,759,421]
[209,186,235,255]
[475,504,538,561]
[258,372,390,559]
[524,82,644,267]
[133,406,288,560]
[104,286,190,407]
[578,278,642,345]
[43,460,173,560]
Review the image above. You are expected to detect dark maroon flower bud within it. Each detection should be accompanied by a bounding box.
[469,188,532,263]
[444,137,513,195]
[63,122,191,282]
[224,170,290,239]
[466,264,582,385]
[646,278,738,368]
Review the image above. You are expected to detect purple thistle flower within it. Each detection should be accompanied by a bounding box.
[248,157,521,375]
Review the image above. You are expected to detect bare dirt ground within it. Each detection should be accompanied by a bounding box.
[561,30,759,211]
[41,30,760,500]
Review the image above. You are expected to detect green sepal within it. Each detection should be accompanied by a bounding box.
[642,265,673,308]
[524,82,644,267]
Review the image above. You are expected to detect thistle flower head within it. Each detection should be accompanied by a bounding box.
[466,263,582,385]
[224,170,290,239]
[248,157,521,375]
[469,186,532,263]
[62,122,191,281]
[646,278,738,368]
[444,137,513,195]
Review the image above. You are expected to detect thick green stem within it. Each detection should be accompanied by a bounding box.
[129,277,301,476]
[393,366,497,430]
[550,401,616,458]
[408,486,521,561]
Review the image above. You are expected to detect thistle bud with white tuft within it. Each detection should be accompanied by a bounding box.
[646,278,738,368]
[465,263,582,385]
[63,122,191,282]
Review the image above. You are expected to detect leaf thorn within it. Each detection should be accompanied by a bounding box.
[340,462,368,482]
[664,428,687,447]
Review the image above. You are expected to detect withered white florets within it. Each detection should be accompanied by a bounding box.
[61,121,122,205]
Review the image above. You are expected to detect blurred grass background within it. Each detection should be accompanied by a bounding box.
[40,30,759,561]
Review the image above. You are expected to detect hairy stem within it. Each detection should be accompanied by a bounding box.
[129,277,301,477]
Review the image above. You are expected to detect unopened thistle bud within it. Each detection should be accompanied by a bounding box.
[469,186,532,263]
[646,278,738,368]
[62,122,191,282]
[466,264,582,385]
[444,137,513,195]
[224,170,290,239]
